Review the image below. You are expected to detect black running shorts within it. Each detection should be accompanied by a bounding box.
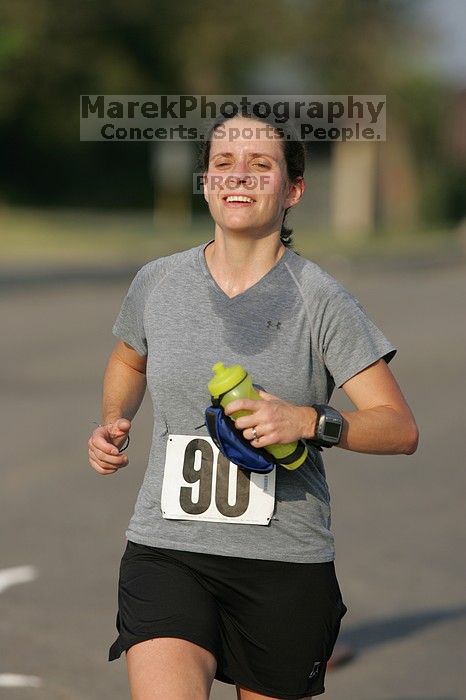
[108,540,348,699]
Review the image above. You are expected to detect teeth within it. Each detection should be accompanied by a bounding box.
[225,195,254,203]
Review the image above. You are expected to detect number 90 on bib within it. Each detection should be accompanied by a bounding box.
[161,435,276,525]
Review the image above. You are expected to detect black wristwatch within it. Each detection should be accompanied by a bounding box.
[309,404,343,448]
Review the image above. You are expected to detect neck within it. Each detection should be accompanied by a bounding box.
[204,228,287,297]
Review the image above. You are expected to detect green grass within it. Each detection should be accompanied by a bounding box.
[0,206,461,267]
[0,207,205,265]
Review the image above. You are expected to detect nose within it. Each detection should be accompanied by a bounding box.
[233,156,251,178]
[229,160,253,187]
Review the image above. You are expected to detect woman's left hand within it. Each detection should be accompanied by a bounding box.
[224,389,316,448]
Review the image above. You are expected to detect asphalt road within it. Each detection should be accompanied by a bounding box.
[1,262,465,700]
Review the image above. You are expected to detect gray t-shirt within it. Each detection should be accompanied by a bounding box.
[112,240,396,563]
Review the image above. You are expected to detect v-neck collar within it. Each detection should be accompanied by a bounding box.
[197,239,291,303]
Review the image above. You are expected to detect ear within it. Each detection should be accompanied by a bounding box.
[202,173,210,205]
[285,176,305,209]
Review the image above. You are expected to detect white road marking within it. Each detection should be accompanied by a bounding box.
[0,674,42,687]
[0,565,38,593]
[0,566,42,688]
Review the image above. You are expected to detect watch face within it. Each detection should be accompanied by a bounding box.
[324,421,341,439]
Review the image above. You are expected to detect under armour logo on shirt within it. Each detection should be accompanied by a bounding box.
[266,320,282,329]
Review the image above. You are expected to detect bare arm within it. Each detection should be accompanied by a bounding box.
[332,359,418,454]
[88,341,147,475]
[227,359,419,457]
[102,340,147,423]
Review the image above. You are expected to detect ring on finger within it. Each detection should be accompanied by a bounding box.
[251,427,258,440]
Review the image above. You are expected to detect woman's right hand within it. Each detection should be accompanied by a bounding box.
[88,418,131,475]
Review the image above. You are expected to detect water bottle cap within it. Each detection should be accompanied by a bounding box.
[208,362,247,398]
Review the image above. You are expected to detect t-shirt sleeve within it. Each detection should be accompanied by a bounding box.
[316,283,397,388]
[112,265,152,356]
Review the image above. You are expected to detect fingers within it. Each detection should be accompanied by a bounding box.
[235,407,299,447]
[90,449,122,469]
[225,396,280,424]
[87,424,130,475]
[244,426,275,448]
[229,397,303,446]
[92,430,120,455]
[246,427,262,446]
[222,405,271,446]
[224,399,261,416]
[233,409,275,433]
[247,427,260,442]
[88,455,124,475]
[108,417,131,438]
[233,413,259,430]
[89,454,125,474]
[93,421,130,450]
[256,389,279,401]
[88,437,129,472]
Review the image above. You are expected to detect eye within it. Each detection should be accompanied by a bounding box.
[253,161,270,169]
[209,157,230,168]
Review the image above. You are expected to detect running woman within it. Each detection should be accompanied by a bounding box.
[88,111,418,700]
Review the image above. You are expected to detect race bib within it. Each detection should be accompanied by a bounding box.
[161,434,276,525]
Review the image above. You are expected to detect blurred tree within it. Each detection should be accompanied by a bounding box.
[393,74,465,225]
[293,0,464,231]
[0,0,306,206]
[295,0,416,94]
[0,0,462,227]
[0,0,182,205]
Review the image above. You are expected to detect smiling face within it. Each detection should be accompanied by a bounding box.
[203,116,304,240]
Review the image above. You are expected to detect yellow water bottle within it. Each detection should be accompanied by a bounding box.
[208,362,307,470]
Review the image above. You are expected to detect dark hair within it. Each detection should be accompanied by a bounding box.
[197,111,305,249]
